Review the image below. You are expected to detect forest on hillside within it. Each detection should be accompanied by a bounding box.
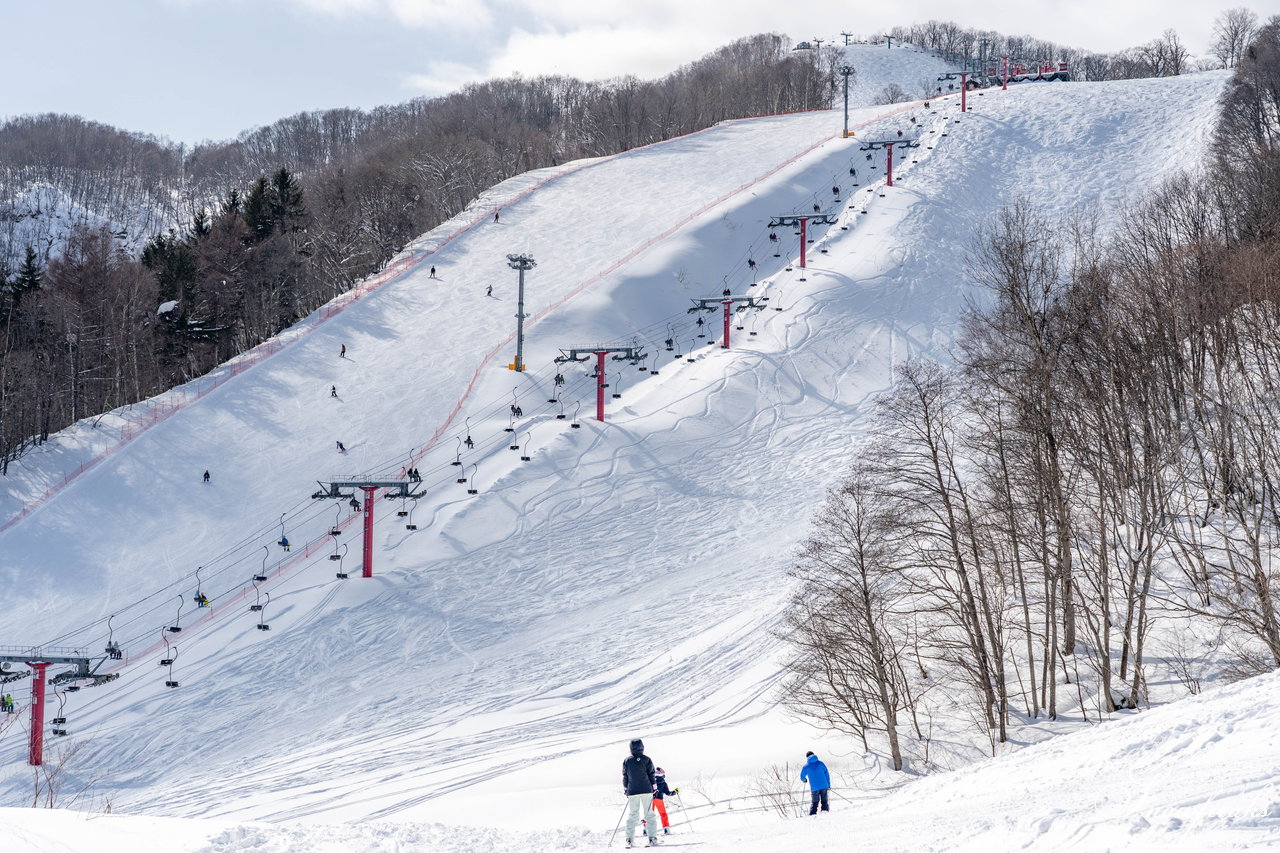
[782,17,1280,771]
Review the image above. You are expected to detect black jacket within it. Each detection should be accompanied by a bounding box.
[623,753,656,796]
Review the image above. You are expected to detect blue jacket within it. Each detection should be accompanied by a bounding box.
[800,754,830,791]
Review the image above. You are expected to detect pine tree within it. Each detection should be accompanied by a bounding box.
[12,247,43,302]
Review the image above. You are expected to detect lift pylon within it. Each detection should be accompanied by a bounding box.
[554,345,646,422]
[937,71,972,112]
[312,478,420,577]
[0,649,119,765]
[689,296,767,349]
[859,138,921,187]
[768,213,838,270]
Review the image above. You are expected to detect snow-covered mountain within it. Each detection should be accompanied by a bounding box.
[1,43,1261,851]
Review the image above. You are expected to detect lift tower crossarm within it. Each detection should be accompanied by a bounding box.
[312,477,419,577]
[689,296,768,350]
[555,345,646,422]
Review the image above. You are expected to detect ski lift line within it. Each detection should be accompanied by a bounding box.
[30,97,915,661]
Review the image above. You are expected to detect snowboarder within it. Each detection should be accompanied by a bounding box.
[336,441,346,453]
[430,265,437,278]
[800,751,831,815]
[652,767,677,835]
[279,535,291,552]
[330,385,338,398]
[340,344,346,358]
[202,470,210,483]
[622,739,659,848]
[486,284,493,297]
[195,593,209,607]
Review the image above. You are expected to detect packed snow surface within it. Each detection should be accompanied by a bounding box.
[0,42,1261,851]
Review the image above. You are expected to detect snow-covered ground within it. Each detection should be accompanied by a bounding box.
[0,42,1262,851]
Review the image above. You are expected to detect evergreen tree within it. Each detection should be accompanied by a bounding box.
[13,247,43,301]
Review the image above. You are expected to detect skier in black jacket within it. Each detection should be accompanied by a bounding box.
[622,738,659,848]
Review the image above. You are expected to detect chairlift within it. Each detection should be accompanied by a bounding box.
[105,615,123,660]
[330,504,344,536]
[163,644,179,688]
[520,433,532,462]
[249,580,265,613]
[404,502,418,531]
[254,545,269,583]
[452,436,464,466]
[51,692,68,736]
[570,401,582,429]
[556,398,567,420]
[466,464,479,495]
[256,592,270,631]
[397,497,409,518]
[193,566,209,607]
[335,543,351,578]
[166,595,184,633]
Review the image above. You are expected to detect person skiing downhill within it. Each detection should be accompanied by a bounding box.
[622,738,660,847]
[800,751,831,815]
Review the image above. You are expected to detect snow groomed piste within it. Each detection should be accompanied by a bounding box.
[0,45,1250,852]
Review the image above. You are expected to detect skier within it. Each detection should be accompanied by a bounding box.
[494,211,500,223]
[747,258,757,271]
[849,166,857,178]
[554,372,565,386]
[336,441,346,453]
[349,497,361,511]
[340,344,346,358]
[195,593,210,607]
[430,265,437,278]
[1,694,13,713]
[831,185,840,197]
[896,129,903,137]
[768,231,778,243]
[722,287,731,297]
[279,535,291,552]
[486,284,493,297]
[800,751,831,815]
[464,436,474,449]
[812,202,820,213]
[202,470,210,483]
[652,767,677,835]
[330,385,338,398]
[622,738,659,848]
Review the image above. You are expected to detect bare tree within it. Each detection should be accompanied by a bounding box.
[1212,8,1260,69]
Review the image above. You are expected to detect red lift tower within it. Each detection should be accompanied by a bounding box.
[768,212,839,271]
[554,345,646,421]
[0,650,118,765]
[859,138,921,188]
[689,296,768,349]
[311,477,420,577]
[937,71,972,112]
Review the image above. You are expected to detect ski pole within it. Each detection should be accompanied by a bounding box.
[674,794,695,833]
[608,800,627,848]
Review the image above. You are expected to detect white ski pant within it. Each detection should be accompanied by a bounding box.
[625,792,657,840]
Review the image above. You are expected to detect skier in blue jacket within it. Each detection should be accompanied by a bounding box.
[800,751,830,815]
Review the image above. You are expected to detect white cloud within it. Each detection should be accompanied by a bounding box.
[287,0,493,29]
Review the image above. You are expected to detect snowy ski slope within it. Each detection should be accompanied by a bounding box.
[0,43,1255,851]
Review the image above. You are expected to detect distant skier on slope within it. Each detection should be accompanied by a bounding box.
[800,751,831,815]
[622,738,660,848]
[202,470,210,483]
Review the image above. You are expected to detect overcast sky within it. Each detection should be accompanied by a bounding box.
[1,0,1263,145]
